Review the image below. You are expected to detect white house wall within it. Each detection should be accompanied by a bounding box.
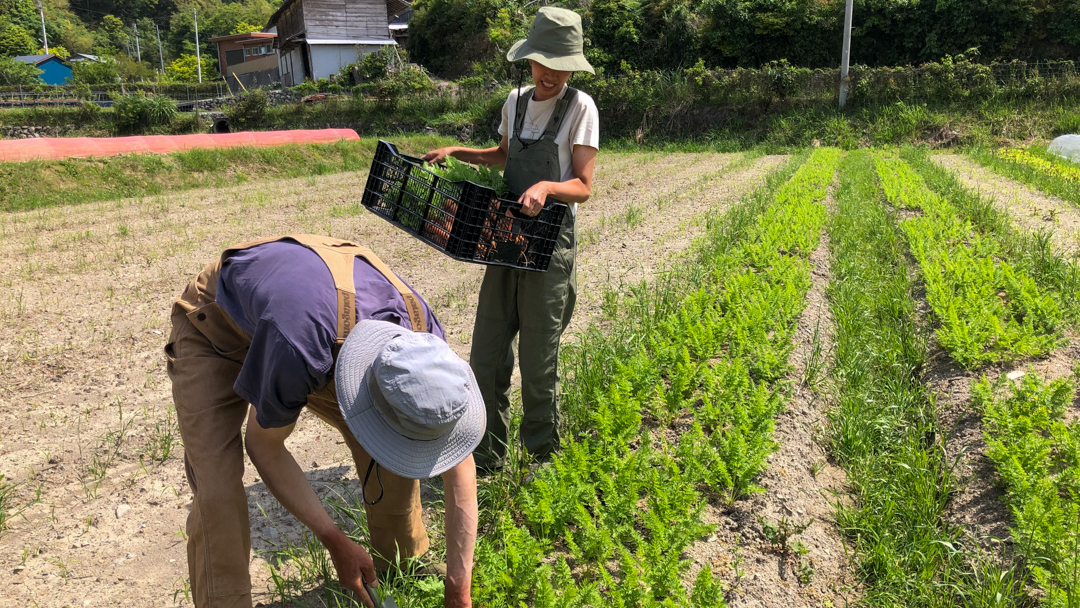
[309,44,382,80]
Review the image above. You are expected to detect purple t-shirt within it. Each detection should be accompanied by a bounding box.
[216,240,445,428]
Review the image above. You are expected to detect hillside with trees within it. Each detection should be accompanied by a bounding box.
[408,0,1080,77]
[0,0,278,84]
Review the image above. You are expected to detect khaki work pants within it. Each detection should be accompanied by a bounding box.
[470,213,577,466]
[166,261,429,608]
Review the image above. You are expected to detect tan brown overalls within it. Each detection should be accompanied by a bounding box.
[166,235,429,608]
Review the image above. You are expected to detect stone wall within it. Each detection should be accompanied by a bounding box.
[2,125,76,139]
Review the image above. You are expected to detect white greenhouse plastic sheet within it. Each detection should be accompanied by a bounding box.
[1048,134,1080,163]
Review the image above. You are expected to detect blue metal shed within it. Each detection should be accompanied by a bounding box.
[13,54,74,86]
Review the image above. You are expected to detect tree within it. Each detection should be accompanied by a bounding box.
[231,21,262,35]
[0,24,36,57]
[37,45,70,58]
[164,53,219,82]
[72,56,120,83]
[93,14,130,56]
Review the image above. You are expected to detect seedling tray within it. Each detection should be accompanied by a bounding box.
[361,140,568,272]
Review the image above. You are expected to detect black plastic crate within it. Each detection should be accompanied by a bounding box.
[361,140,568,272]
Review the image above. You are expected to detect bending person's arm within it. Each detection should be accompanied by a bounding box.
[244,406,378,608]
[441,455,478,608]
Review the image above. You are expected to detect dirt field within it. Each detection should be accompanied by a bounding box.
[0,150,824,608]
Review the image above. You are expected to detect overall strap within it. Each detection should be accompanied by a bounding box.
[541,87,578,142]
[222,234,428,343]
[513,87,534,142]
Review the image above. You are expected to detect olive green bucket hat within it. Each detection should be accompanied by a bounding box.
[507,7,594,74]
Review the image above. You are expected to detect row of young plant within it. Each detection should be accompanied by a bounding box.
[894,148,1080,606]
[900,146,1080,324]
[257,148,839,606]
[871,151,1064,368]
[826,150,1030,606]
[975,369,1080,608]
[969,145,1080,209]
[469,146,839,606]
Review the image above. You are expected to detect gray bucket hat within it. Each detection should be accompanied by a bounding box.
[507,7,594,74]
[336,320,485,479]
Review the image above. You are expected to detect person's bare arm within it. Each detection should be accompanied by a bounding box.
[441,455,478,608]
[517,144,597,216]
[422,134,509,168]
[244,406,377,608]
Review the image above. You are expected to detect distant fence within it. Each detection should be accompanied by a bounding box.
[0,82,233,106]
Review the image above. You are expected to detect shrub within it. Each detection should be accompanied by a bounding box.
[112,92,178,132]
[72,58,120,85]
[225,89,269,130]
[291,80,318,96]
[350,50,392,83]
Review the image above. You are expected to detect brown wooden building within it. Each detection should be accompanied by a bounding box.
[267,0,409,86]
[208,31,280,93]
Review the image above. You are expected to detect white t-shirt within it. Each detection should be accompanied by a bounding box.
[498,85,600,184]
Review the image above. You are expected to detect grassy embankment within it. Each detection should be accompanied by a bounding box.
[0,135,457,213]
[257,149,849,606]
[5,86,1080,152]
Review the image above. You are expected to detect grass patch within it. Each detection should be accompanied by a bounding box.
[0,135,457,213]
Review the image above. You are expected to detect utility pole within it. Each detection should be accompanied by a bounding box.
[36,0,48,53]
[838,0,854,109]
[194,8,202,83]
[155,22,165,72]
[134,22,142,62]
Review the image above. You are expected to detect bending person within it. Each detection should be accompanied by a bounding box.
[165,234,482,608]
[423,7,600,472]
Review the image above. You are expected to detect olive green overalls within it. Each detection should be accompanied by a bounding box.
[471,87,579,467]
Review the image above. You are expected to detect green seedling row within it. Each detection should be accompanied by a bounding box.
[463,147,841,606]
[976,370,1080,608]
[901,146,1080,324]
[872,152,1063,369]
[827,150,1028,607]
[970,145,1080,208]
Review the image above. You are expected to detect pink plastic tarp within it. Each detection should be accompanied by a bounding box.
[0,129,361,163]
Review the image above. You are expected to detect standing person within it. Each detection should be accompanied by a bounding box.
[166,234,483,608]
[423,7,599,472]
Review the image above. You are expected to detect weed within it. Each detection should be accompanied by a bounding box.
[139,407,179,464]
[0,474,17,534]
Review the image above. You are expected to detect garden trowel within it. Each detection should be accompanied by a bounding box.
[366,584,399,608]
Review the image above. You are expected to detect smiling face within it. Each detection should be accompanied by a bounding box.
[528,59,571,101]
